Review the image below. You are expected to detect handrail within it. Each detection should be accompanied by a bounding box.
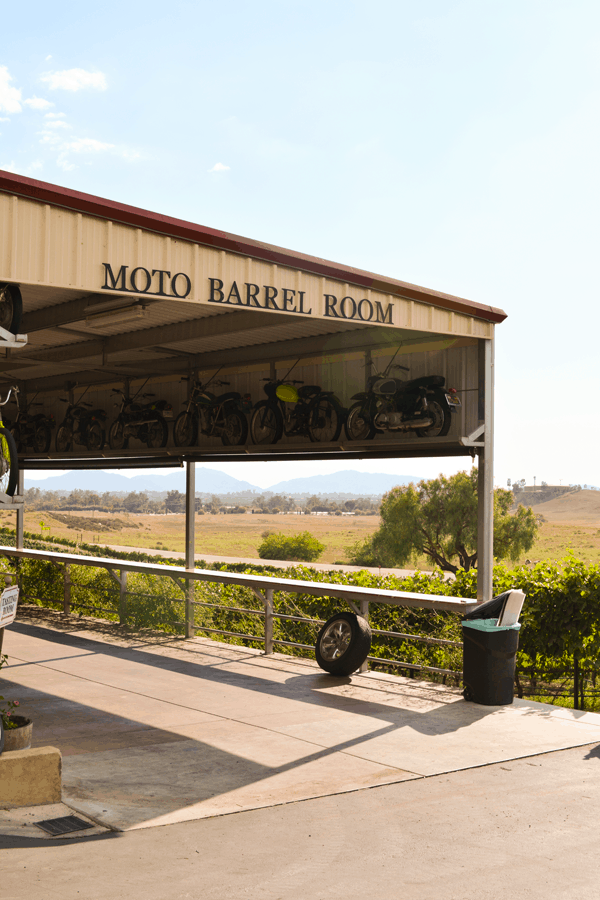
[0,546,480,614]
[0,544,475,677]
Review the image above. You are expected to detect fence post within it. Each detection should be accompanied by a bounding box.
[359,599,369,673]
[16,468,24,550]
[63,564,71,615]
[264,588,274,654]
[119,570,127,625]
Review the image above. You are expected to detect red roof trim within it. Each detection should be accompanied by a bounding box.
[0,170,506,324]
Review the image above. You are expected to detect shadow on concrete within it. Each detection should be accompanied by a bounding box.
[1,620,536,831]
[8,620,494,737]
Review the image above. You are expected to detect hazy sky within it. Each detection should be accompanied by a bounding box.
[1,0,598,490]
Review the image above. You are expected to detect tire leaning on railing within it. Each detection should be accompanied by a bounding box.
[315,611,372,676]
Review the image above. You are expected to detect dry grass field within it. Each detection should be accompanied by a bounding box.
[5,509,380,564]
[0,488,597,568]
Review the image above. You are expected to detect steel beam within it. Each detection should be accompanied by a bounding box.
[18,309,284,366]
[2,325,452,396]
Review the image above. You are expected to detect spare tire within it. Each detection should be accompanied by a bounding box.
[315,611,372,676]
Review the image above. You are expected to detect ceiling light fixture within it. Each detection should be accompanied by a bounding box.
[85,304,146,328]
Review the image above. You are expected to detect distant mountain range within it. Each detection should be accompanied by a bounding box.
[266,472,418,494]
[25,468,420,497]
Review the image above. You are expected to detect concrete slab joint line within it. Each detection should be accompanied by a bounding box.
[3,619,600,834]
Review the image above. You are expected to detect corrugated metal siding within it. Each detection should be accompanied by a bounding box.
[2,194,494,340]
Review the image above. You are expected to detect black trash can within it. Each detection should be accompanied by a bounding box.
[462,591,523,706]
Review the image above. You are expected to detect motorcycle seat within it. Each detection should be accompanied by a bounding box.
[298,385,320,399]
[403,375,445,391]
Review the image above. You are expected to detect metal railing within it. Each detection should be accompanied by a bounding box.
[0,546,477,677]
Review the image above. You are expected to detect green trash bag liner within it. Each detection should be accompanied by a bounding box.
[461,617,521,633]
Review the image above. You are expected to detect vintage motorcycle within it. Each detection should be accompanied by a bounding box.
[344,357,461,441]
[250,365,343,445]
[7,391,55,454]
[173,372,250,447]
[109,387,173,449]
[56,398,108,451]
[0,386,19,496]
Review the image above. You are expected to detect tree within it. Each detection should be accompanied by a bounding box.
[348,469,538,573]
[165,490,186,514]
[123,491,150,513]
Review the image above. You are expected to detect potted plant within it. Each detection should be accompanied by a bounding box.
[0,652,32,753]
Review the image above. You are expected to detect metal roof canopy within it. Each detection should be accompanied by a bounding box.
[0,170,503,601]
[0,170,504,467]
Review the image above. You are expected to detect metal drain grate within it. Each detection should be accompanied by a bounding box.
[34,815,94,836]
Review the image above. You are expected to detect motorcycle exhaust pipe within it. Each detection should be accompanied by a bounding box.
[396,417,433,431]
[376,416,433,431]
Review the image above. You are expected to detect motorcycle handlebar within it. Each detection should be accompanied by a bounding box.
[0,386,18,408]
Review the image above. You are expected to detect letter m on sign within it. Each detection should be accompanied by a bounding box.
[375,301,393,324]
[102,263,128,291]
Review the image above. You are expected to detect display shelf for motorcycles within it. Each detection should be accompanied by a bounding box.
[17,433,485,470]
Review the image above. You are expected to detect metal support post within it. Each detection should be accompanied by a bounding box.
[364,350,373,390]
[185,461,196,638]
[119,570,128,625]
[63,564,71,615]
[16,467,24,550]
[264,588,274,654]
[477,337,494,603]
[358,599,369,673]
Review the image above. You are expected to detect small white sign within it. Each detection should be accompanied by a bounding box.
[0,585,19,628]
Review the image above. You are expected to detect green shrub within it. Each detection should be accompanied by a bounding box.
[257,531,325,562]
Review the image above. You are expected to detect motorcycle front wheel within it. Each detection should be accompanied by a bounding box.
[0,427,18,496]
[109,419,129,450]
[307,396,342,443]
[221,409,248,446]
[345,402,376,440]
[0,284,23,335]
[250,402,283,445]
[173,411,197,447]
[9,424,23,453]
[56,424,73,452]
[416,394,451,438]
[86,421,105,451]
[146,416,168,448]
[32,423,52,453]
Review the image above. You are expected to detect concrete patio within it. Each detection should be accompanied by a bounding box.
[2,609,600,836]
